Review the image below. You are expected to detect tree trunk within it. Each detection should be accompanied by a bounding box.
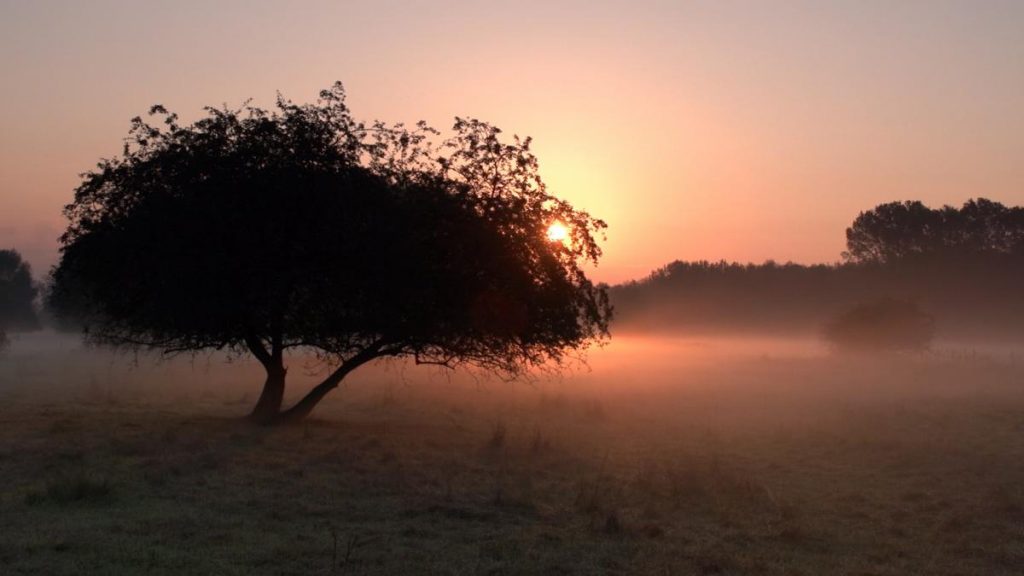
[249,364,287,425]
[278,378,338,423]
[246,341,384,425]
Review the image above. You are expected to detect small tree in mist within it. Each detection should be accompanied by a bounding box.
[0,249,40,333]
[50,83,611,424]
[823,298,934,352]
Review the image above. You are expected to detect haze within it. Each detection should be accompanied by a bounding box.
[4,0,1024,282]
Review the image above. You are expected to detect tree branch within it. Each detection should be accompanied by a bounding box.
[244,332,273,368]
[277,339,391,422]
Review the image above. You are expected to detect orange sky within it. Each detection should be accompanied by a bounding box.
[2,1,1023,284]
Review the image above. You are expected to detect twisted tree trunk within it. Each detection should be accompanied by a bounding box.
[249,364,287,424]
[245,332,291,425]
[245,336,386,425]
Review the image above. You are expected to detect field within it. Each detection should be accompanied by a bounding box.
[2,334,1023,575]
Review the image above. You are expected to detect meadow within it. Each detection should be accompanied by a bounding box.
[1,334,1023,575]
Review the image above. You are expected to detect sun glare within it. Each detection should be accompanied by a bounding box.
[547,221,569,243]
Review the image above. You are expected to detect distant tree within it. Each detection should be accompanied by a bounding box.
[843,201,945,264]
[955,198,1024,255]
[844,198,1024,264]
[0,249,39,332]
[823,298,934,352]
[50,83,611,424]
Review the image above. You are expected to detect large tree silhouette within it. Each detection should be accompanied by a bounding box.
[50,83,611,424]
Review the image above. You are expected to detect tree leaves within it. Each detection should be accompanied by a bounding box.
[844,199,1024,264]
[51,83,612,376]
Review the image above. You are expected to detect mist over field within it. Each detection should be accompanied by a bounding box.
[7,328,1022,405]
[3,329,1024,574]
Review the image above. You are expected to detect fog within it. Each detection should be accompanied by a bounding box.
[5,329,1023,420]
[5,329,1024,573]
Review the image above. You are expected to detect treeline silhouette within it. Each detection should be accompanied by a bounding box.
[611,199,1024,340]
[845,198,1024,263]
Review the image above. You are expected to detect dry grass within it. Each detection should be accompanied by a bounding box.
[1,336,1023,574]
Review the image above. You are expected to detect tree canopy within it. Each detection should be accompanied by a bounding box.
[844,198,1024,264]
[0,249,39,333]
[50,83,611,423]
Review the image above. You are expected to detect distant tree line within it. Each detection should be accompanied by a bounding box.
[611,199,1024,341]
[844,198,1024,264]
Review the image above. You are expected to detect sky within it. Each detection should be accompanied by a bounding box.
[2,0,1023,284]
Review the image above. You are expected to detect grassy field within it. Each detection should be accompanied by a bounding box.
[1,336,1023,574]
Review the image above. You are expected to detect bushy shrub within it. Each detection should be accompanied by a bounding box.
[823,298,934,352]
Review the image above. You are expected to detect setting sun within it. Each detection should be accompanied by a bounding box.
[546,221,569,243]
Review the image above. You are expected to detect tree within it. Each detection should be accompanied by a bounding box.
[955,198,1024,255]
[823,298,934,352]
[50,83,611,424]
[843,201,945,264]
[0,249,39,332]
[843,198,1024,264]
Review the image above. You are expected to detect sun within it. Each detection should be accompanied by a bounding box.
[546,221,569,243]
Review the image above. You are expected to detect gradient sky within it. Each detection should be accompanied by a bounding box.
[2,0,1023,283]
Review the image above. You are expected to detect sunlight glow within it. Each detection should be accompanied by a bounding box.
[546,221,569,243]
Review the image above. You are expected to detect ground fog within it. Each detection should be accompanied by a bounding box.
[1,332,1023,575]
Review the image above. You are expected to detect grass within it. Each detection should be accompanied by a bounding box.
[24,473,113,506]
[1,337,1023,574]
